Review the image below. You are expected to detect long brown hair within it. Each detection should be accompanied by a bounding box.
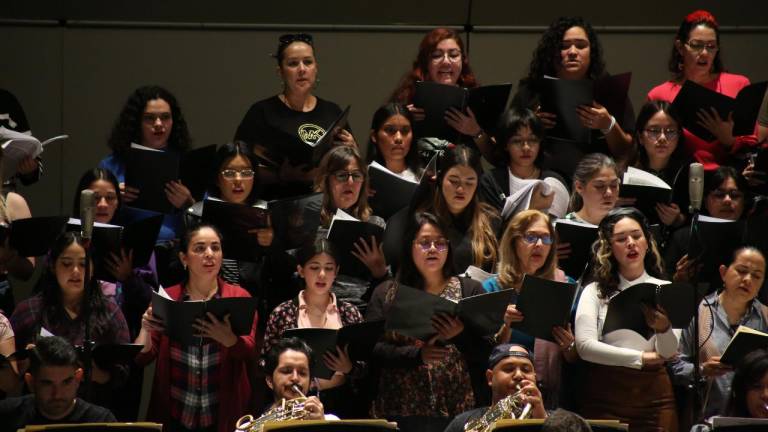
[497,210,558,289]
[591,207,665,299]
[433,145,498,269]
[315,146,372,227]
[390,28,478,104]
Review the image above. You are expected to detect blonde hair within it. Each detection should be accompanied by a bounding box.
[497,210,558,289]
[433,146,499,269]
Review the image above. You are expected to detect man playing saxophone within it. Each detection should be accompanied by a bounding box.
[444,343,547,432]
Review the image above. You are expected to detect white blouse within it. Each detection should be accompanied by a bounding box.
[575,271,679,369]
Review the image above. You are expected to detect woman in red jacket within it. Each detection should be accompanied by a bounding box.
[647,10,757,166]
[135,224,257,432]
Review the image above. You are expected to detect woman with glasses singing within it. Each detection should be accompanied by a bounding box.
[479,108,570,218]
[185,142,296,328]
[514,16,634,171]
[389,28,492,159]
[314,146,388,311]
[665,166,749,288]
[647,10,757,165]
[482,210,577,409]
[235,33,355,200]
[366,212,487,432]
[574,207,678,431]
[627,100,690,228]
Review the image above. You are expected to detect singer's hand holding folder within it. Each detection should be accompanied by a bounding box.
[283,320,385,379]
[385,284,514,340]
[601,282,700,338]
[512,275,577,342]
[150,287,257,344]
[554,218,598,278]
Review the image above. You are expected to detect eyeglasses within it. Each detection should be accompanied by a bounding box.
[221,169,255,179]
[522,233,553,245]
[710,189,744,200]
[142,113,172,124]
[413,238,449,252]
[560,39,590,50]
[381,125,412,136]
[332,170,365,183]
[508,137,541,147]
[612,230,644,244]
[94,193,118,204]
[643,127,679,141]
[446,177,477,190]
[685,40,718,53]
[279,33,313,47]
[429,49,462,64]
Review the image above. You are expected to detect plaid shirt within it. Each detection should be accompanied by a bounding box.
[9,292,130,350]
[168,292,222,430]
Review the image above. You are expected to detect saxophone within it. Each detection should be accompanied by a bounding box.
[235,385,309,432]
[463,384,533,432]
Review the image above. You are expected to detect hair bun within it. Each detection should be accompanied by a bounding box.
[685,10,718,27]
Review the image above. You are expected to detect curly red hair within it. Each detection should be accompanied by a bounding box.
[389,28,478,104]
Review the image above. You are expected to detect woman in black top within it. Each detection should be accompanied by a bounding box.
[234,33,355,200]
[514,16,633,174]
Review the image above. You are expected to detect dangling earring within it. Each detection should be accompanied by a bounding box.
[182,262,187,270]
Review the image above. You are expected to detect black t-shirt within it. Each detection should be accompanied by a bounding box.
[0,395,116,432]
[0,89,30,133]
[234,95,343,165]
[234,95,343,199]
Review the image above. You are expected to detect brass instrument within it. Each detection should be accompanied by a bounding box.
[464,384,533,432]
[235,385,309,432]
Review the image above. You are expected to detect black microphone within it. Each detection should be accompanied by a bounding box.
[688,162,704,213]
[80,189,95,242]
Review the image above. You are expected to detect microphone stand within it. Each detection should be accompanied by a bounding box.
[687,208,705,425]
[81,235,95,399]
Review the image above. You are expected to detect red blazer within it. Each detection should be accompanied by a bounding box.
[135,278,257,432]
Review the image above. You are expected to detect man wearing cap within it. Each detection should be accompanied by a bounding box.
[443,343,547,432]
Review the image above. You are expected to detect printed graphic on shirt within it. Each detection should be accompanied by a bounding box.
[298,123,325,145]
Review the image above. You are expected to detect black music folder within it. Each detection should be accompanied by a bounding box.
[179,144,218,202]
[125,144,179,214]
[386,284,514,340]
[673,80,768,141]
[201,198,270,261]
[688,215,745,278]
[367,161,418,220]
[269,192,323,251]
[540,72,631,143]
[554,219,598,279]
[512,275,577,342]
[720,326,768,365]
[413,81,512,142]
[0,216,68,257]
[601,282,700,338]
[326,211,385,279]
[283,320,385,379]
[619,167,674,222]
[309,105,351,166]
[76,343,143,369]
[151,289,257,344]
[67,215,162,282]
[126,144,218,214]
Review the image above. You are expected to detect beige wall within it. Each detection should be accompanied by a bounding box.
[2,25,767,217]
